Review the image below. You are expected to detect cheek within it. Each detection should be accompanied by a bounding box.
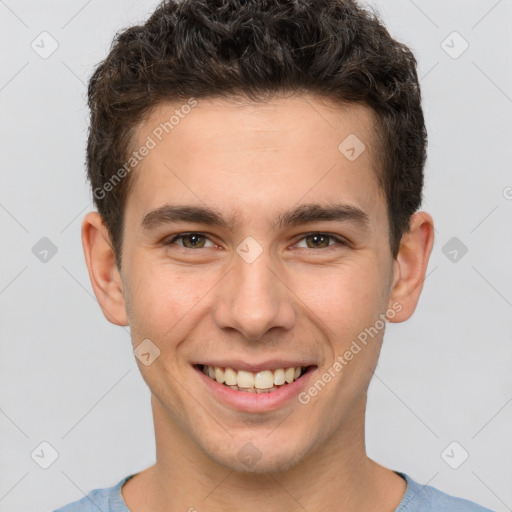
[290,259,387,339]
[125,263,204,342]
[124,247,391,350]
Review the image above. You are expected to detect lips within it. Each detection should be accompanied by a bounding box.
[194,362,317,412]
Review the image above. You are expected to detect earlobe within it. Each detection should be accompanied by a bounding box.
[387,211,435,323]
[81,211,129,326]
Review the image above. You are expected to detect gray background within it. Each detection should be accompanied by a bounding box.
[1,0,511,510]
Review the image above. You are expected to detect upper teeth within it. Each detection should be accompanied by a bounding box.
[202,365,304,390]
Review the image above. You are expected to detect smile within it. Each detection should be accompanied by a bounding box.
[199,364,309,393]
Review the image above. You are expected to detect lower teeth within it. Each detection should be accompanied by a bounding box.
[225,384,280,393]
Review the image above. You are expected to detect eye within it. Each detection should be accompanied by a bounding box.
[294,233,347,250]
[163,232,348,252]
[165,232,217,249]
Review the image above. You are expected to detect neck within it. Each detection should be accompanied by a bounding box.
[122,394,406,512]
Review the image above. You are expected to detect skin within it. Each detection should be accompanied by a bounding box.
[82,93,434,512]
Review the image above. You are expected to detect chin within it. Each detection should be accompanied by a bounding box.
[204,436,312,475]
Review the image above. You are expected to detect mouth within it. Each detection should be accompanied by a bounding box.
[195,364,315,393]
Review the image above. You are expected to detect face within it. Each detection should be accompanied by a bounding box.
[99,94,406,473]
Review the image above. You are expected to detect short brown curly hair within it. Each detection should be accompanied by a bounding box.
[87,0,426,269]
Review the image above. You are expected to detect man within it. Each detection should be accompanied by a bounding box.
[54,0,494,510]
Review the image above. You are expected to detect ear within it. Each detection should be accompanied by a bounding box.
[387,211,435,322]
[81,211,129,326]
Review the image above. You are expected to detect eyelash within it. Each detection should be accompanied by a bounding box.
[164,232,348,252]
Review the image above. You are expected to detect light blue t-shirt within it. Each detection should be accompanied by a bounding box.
[52,471,495,511]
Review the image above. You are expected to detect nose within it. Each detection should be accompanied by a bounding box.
[212,249,296,341]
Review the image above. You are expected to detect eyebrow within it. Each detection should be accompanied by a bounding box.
[141,202,370,232]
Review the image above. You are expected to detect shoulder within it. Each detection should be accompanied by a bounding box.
[51,474,136,512]
[396,472,496,512]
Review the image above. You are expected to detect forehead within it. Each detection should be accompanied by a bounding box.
[126,93,386,230]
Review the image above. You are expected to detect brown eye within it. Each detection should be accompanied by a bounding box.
[295,233,346,250]
[166,233,214,249]
[181,234,206,248]
[304,234,331,248]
